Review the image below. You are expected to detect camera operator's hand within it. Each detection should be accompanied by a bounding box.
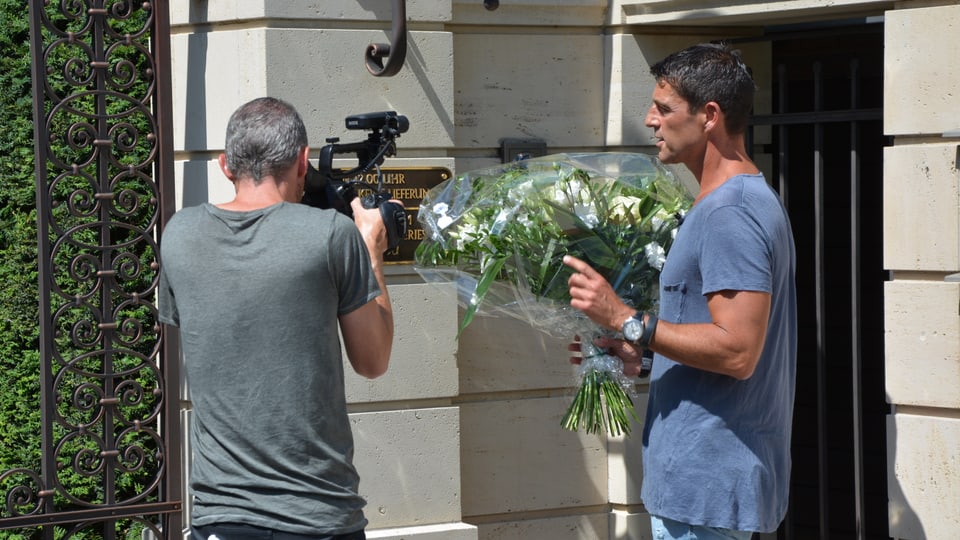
[350,196,395,255]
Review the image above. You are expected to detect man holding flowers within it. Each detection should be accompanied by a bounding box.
[564,43,797,539]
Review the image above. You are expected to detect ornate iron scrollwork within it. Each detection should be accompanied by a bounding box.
[1,1,180,537]
[365,0,407,77]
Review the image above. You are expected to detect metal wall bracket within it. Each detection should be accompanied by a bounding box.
[500,138,547,163]
[365,0,407,77]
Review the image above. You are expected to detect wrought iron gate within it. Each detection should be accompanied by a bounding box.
[0,1,180,538]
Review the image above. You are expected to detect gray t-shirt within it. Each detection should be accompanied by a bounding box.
[641,174,797,533]
[158,202,380,535]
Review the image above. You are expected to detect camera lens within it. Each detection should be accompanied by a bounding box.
[483,0,499,10]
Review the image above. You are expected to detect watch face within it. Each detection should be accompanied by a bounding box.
[623,317,643,342]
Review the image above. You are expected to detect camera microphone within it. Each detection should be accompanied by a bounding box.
[345,111,409,134]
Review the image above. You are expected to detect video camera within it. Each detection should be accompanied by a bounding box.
[303,111,410,250]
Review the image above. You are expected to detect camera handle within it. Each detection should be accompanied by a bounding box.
[360,163,407,250]
[303,132,407,250]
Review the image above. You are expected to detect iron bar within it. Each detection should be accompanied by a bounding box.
[27,2,57,537]
[849,58,866,540]
[775,62,794,540]
[751,108,882,126]
[812,60,830,540]
[0,502,181,530]
[152,0,184,534]
[776,64,790,211]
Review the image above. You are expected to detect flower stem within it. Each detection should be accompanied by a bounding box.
[561,365,640,436]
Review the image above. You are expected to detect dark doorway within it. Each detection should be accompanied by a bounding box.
[748,19,891,540]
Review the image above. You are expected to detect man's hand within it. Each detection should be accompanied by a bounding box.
[568,335,647,378]
[350,197,391,255]
[563,254,635,332]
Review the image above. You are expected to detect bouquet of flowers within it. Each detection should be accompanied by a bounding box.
[414,153,692,436]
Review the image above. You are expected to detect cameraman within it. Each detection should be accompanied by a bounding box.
[158,97,394,540]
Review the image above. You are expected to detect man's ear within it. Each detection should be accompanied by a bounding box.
[218,153,235,181]
[296,146,310,177]
[703,101,722,133]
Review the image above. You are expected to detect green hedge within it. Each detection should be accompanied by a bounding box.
[0,0,44,537]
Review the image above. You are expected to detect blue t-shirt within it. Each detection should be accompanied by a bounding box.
[641,174,797,533]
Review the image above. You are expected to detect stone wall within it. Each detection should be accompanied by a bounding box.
[882,5,960,539]
[168,1,960,539]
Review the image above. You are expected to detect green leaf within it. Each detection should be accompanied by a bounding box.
[457,255,507,338]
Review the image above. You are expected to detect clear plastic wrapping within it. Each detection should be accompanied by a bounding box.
[414,152,693,435]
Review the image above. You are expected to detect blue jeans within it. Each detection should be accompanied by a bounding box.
[191,523,365,540]
[651,515,754,540]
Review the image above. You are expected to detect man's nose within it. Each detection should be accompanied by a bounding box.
[643,105,657,126]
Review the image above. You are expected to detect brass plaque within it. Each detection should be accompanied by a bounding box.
[341,167,453,263]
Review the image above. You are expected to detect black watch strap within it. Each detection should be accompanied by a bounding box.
[638,313,658,348]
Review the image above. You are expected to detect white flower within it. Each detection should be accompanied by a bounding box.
[432,202,453,229]
[517,211,533,228]
[491,208,513,235]
[609,195,643,223]
[645,242,665,270]
[649,207,673,231]
[575,204,599,228]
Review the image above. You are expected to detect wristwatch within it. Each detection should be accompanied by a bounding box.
[622,312,646,343]
[622,311,659,348]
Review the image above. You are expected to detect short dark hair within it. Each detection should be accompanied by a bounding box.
[650,43,756,135]
[224,97,308,183]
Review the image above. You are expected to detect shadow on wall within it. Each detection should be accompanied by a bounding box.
[886,416,928,540]
[180,161,210,208]
[356,0,455,142]
[181,1,210,208]
[183,3,208,153]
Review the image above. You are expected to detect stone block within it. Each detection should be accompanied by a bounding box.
[886,414,960,539]
[474,512,609,540]
[459,397,608,516]
[367,522,478,540]
[609,508,652,540]
[169,1,452,25]
[607,393,648,505]
[345,283,460,402]
[263,29,454,151]
[171,30,268,152]
[457,314,577,394]
[885,5,960,136]
[351,408,464,529]
[884,280,960,408]
[173,160,235,209]
[452,0,606,26]
[453,33,605,149]
[173,29,454,153]
[883,145,960,272]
